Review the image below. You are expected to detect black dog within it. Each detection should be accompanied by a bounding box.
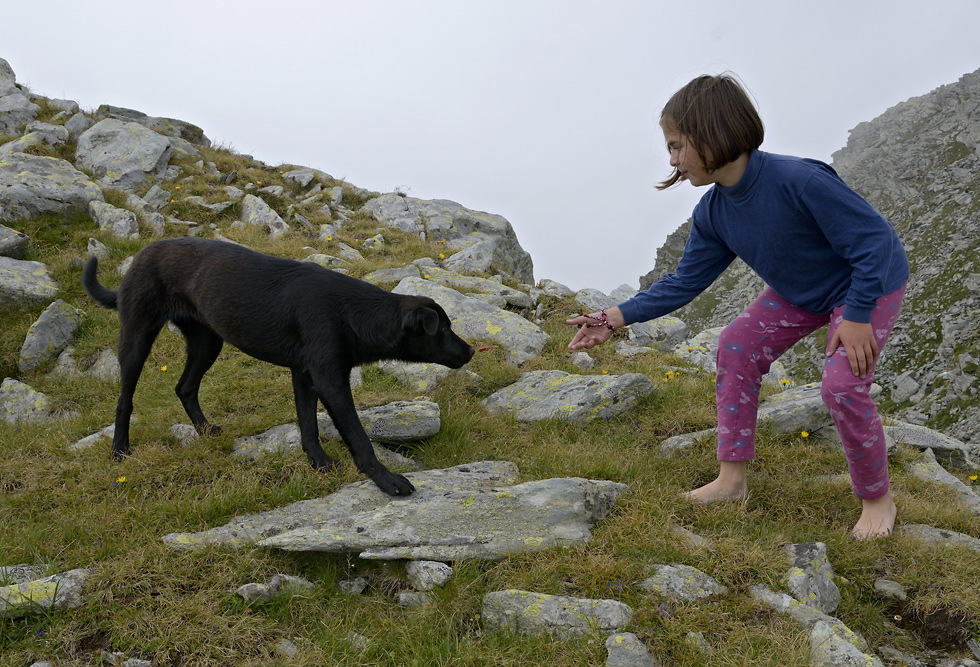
[82,237,474,496]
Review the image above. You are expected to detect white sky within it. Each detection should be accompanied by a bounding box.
[4,1,979,292]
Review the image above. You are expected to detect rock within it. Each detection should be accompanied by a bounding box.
[231,400,442,460]
[635,563,728,601]
[907,448,980,514]
[482,589,633,637]
[423,266,533,309]
[398,591,432,607]
[362,265,421,285]
[0,564,49,585]
[18,299,86,373]
[95,104,210,146]
[888,420,978,467]
[539,279,574,297]
[240,193,289,237]
[393,277,548,364]
[88,200,140,239]
[235,574,314,602]
[405,561,452,591]
[570,351,595,370]
[0,568,90,617]
[281,168,317,187]
[0,256,58,307]
[0,92,40,134]
[784,542,841,614]
[364,195,533,283]
[0,152,104,223]
[338,577,368,595]
[0,224,29,259]
[897,524,980,553]
[1,378,56,423]
[628,316,690,348]
[809,620,884,667]
[605,632,658,667]
[64,112,95,139]
[669,525,712,550]
[482,370,655,423]
[258,476,628,561]
[24,121,69,146]
[86,348,121,381]
[377,360,458,392]
[748,584,867,652]
[75,119,173,191]
[161,461,522,550]
[68,424,115,451]
[575,287,615,313]
[873,578,908,603]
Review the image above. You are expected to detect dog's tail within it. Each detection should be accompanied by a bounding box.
[82,255,118,309]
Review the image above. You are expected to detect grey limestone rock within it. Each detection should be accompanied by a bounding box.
[76,119,173,191]
[906,448,980,514]
[393,277,548,364]
[635,563,728,601]
[0,152,104,223]
[482,589,633,637]
[18,299,85,373]
[605,632,658,667]
[89,200,140,239]
[483,370,655,423]
[0,224,28,259]
[0,92,40,134]
[809,620,885,667]
[0,568,91,618]
[405,560,453,591]
[784,542,841,614]
[1,377,56,423]
[259,476,628,561]
[897,524,980,553]
[161,460,521,550]
[240,193,289,237]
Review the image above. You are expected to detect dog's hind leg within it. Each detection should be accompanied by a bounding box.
[173,320,224,436]
[290,368,340,470]
[112,321,165,460]
[308,370,416,496]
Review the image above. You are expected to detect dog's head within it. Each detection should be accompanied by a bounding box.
[399,297,475,368]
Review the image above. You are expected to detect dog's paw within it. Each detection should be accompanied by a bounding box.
[194,423,222,437]
[375,471,415,497]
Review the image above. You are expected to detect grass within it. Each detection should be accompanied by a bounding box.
[2,150,980,667]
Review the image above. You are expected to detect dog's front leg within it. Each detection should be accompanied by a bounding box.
[290,369,339,470]
[311,375,415,497]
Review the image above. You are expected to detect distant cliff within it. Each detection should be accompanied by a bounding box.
[639,68,980,443]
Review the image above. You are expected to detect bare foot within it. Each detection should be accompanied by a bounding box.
[681,461,749,503]
[851,491,896,540]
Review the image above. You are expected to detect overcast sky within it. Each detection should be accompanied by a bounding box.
[5,1,979,293]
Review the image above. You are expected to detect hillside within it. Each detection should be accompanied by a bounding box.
[640,68,980,445]
[3,57,980,667]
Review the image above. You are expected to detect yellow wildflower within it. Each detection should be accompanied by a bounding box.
[970,475,978,483]
[116,476,126,484]
[801,431,809,438]
[423,274,430,279]
[161,365,168,372]
[439,253,445,259]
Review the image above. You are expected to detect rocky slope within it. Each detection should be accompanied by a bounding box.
[639,68,980,444]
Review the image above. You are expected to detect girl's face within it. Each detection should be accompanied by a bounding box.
[660,119,713,187]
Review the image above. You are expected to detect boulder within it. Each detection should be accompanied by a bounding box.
[635,563,728,601]
[88,200,140,239]
[906,448,980,514]
[483,370,656,423]
[482,589,633,637]
[161,461,522,550]
[240,193,289,237]
[0,224,28,259]
[258,476,628,561]
[95,104,210,146]
[75,119,173,191]
[1,378,57,423]
[0,568,91,618]
[392,277,547,364]
[18,299,86,373]
[365,195,533,283]
[0,153,104,223]
[0,92,40,134]
[0,256,58,307]
[784,542,841,614]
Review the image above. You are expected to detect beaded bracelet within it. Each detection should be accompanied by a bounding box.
[584,308,616,332]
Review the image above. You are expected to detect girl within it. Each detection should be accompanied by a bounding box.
[567,73,909,539]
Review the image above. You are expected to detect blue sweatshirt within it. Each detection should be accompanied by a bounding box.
[618,150,909,326]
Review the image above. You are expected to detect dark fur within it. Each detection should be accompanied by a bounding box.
[82,237,474,496]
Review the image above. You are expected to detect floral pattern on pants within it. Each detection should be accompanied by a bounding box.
[714,284,906,499]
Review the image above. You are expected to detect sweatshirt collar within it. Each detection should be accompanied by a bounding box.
[715,149,763,199]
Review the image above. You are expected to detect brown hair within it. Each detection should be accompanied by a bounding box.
[657,73,764,189]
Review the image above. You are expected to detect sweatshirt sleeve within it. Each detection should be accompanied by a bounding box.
[797,166,908,323]
[618,211,736,326]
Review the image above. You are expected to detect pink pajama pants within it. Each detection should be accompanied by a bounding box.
[714,284,906,500]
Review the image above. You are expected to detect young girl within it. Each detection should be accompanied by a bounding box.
[567,73,909,539]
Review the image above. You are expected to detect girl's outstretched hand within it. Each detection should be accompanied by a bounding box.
[827,319,879,378]
[567,313,616,350]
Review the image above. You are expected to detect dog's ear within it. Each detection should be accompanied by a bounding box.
[403,306,440,336]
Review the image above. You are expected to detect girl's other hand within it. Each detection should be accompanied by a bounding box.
[827,319,879,378]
